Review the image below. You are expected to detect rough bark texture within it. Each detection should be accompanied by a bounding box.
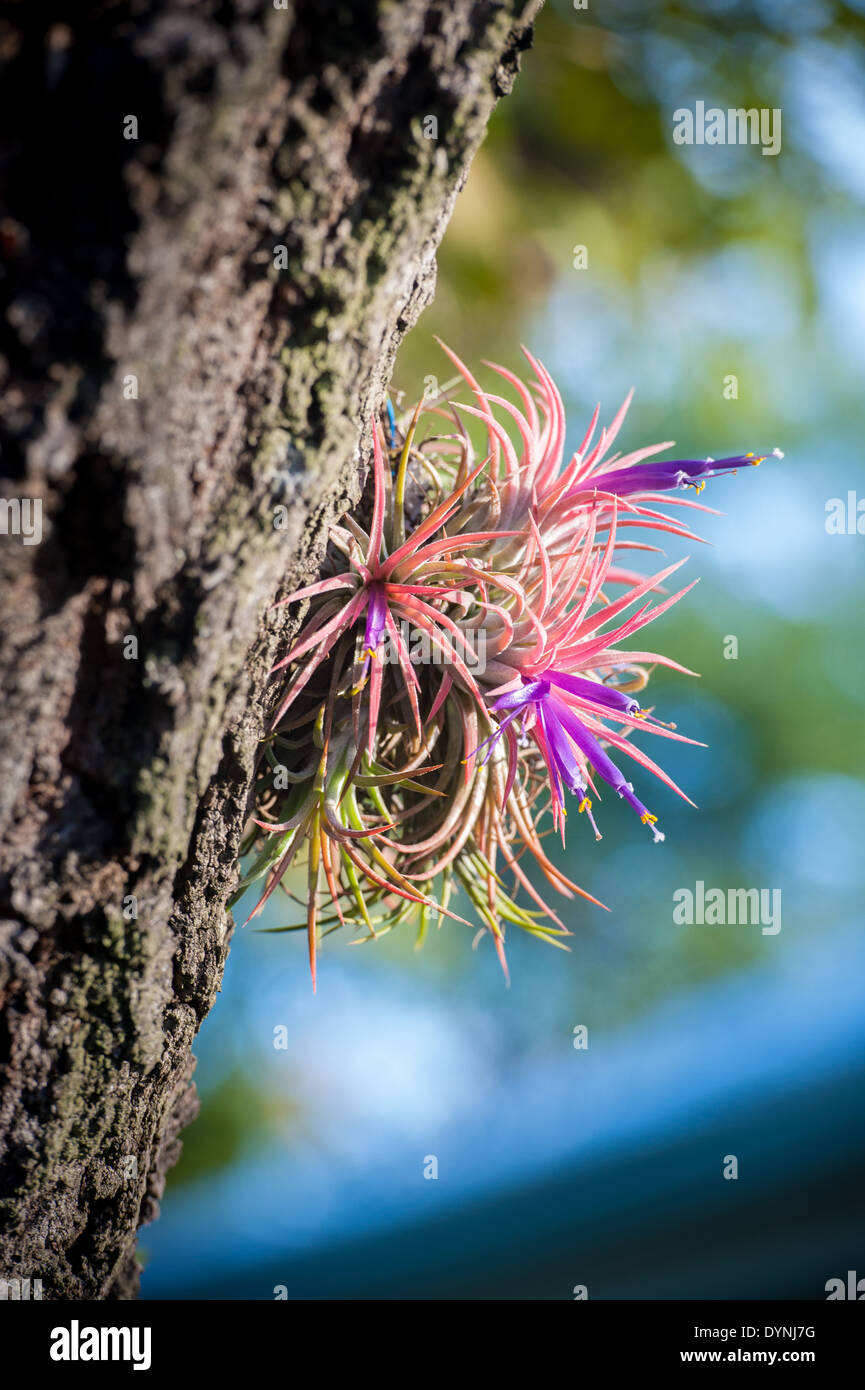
[0,0,541,1300]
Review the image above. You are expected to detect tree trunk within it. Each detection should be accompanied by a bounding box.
[0,0,540,1300]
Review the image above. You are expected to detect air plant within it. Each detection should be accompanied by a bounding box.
[232,343,780,989]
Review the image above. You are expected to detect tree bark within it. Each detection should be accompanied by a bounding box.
[0,0,540,1300]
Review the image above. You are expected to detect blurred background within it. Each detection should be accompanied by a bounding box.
[141,0,865,1299]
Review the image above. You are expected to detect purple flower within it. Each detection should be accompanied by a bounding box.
[483,676,664,842]
[543,669,642,717]
[362,583,387,655]
[583,451,778,498]
[545,693,663,841]
[357,582,388,682]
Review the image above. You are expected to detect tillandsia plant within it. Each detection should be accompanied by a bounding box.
[232,342,782,989]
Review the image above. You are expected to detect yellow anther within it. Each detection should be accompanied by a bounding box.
[640,811,658,825]
[578,797,592,814]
